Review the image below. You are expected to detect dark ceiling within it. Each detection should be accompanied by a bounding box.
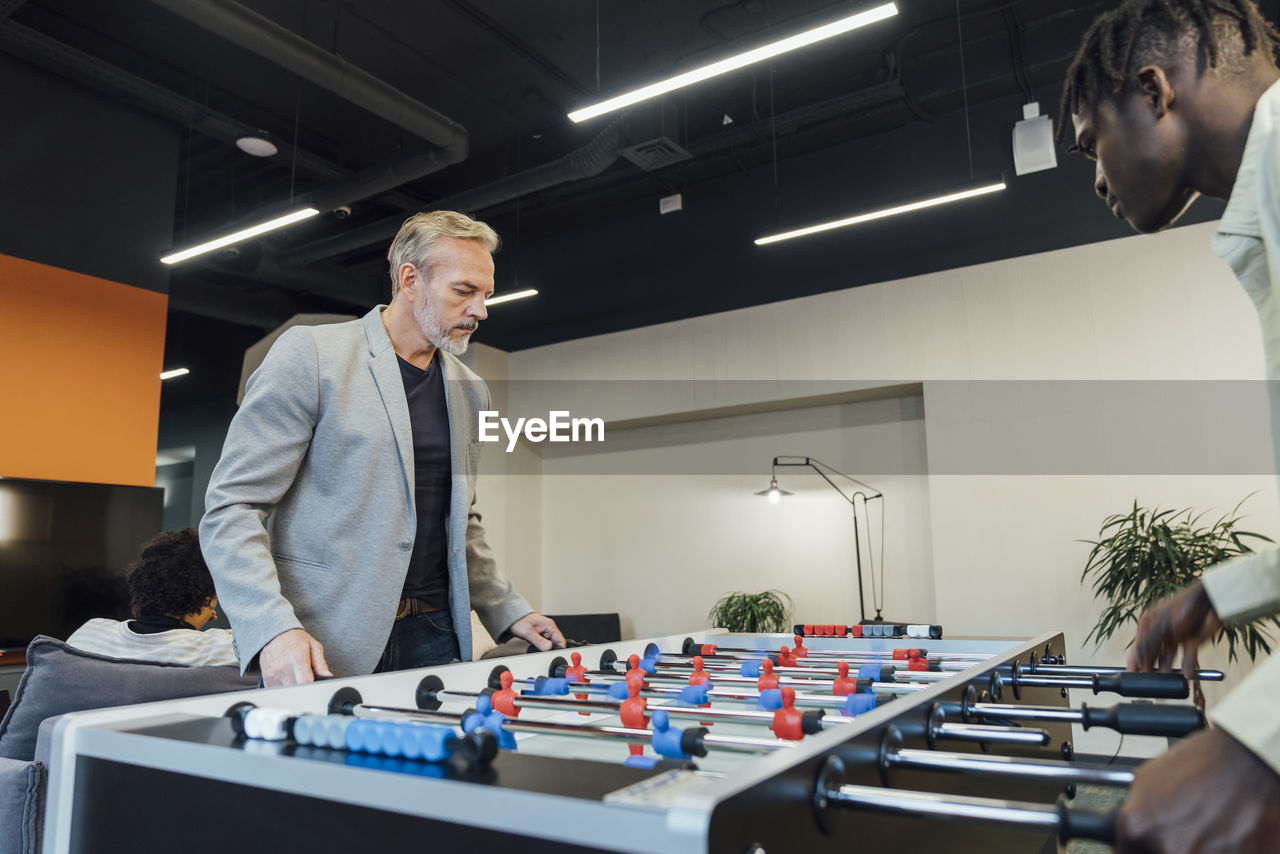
[6,0,1274,407]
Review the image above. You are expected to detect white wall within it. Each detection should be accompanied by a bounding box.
[536,396,934,640]
[470,221,1279,756]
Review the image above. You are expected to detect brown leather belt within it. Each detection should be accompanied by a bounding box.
[395,597,443,620]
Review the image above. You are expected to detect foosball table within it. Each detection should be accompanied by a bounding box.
[40,629,1212,853]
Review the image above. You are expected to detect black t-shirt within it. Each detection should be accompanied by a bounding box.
[129,615,196,634]
[397,354,452,607]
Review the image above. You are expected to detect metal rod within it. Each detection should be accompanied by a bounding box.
[824,784,1117,844]
[1031,664,1223,682]
[702,733,797,753]
[954,701,1205,739]
[888,748,1134,786]
[655,660,950,680]
[580,671,923,699]
[830,785,1057,831]
[1006,674,1097,689]
[932,722,1051,747]
[446,690,784,728]
[674,647,990,661]
[967,703,1082,723]
[591,681,912,709]
[353,704,463,726]
[356,700,784,752]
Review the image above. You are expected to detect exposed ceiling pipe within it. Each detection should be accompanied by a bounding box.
[195,250,385,307]
[440,0,586,97]
[168,276,306,329]
[0,16,430,213]
[142,0,467,155]
[138,0,473,256]
[275,117,629,269]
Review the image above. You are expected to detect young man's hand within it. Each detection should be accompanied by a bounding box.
[1127,581,1222,679]
[1117,729,1280,853]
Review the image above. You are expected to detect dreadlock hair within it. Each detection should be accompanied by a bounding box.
[1057,0,1280,144]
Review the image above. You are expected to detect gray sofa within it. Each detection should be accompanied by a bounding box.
[0,636,257,854]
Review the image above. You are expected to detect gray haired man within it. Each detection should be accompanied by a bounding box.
[201,211,563,687]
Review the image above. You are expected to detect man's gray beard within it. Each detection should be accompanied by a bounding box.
[415,299,471,356]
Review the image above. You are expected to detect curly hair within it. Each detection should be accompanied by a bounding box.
[126,527,217,619]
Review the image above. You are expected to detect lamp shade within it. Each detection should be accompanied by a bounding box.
[754,477,793,504]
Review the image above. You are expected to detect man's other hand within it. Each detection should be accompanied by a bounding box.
[1127,581,1222,679]
[507,613,566,651]
[1117,729,1280,853]
[260,628,333,687]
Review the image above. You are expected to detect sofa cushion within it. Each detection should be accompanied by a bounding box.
[0,757,44,854]
[0,636,256,761]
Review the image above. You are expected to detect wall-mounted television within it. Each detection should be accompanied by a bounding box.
[0,477,163,651]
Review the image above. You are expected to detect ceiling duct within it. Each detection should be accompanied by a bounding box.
[0,15,429,213]
[143,0,467,155]
[276,117,630,269]
[140,0,472,258]
[167,275,310,329]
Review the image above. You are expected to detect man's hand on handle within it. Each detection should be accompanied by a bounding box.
[507,612,565,651]
[1127,580,1223,679]
[1116,729,1280,853]
[260,628,333,687]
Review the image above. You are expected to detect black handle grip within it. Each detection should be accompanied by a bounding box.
[682,726,710,758]
[1082,701,1205,737]
[1093,671,1189,699]
[1058,799,1118,845]
[801,709,825,735]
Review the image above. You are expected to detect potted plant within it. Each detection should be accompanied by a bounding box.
[1082,498,1279,705]
[707,589,794,634]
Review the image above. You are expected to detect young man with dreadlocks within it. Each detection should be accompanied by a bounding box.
[1062,1,1280,851]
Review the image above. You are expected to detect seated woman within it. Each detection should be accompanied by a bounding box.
[66,527,237,666]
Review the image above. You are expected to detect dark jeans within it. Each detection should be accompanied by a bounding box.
[375,606,460,672]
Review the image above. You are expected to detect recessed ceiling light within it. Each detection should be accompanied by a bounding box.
[236,136,278,157]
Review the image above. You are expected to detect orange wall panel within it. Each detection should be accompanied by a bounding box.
[0,253,167,486]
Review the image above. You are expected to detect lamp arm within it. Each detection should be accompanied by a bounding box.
[771,456,883,502]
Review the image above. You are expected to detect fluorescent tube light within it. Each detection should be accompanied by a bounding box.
[754,181,1006,245]
[568,3,898,123]
[160,368,190,380]
[485,289,538,306]
[160,208,320,265]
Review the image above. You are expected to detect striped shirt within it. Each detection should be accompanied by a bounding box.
[65,618,239,667]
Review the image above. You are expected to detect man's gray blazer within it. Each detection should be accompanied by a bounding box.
[200,306,532,676]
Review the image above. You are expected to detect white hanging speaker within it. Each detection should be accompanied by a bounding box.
[1012,102,1058,176]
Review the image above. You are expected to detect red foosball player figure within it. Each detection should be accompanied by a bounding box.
[491,669,520,718]
[619,674,649,756]
[757,658,779,691]
[626,653,646,684]
[776,645,797,668]
[688,655,713,720]
[791,635,808,658]
[770,686,805,741]
[689,656,712,690]
[565,651,590,716]
[832,661,859,697]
